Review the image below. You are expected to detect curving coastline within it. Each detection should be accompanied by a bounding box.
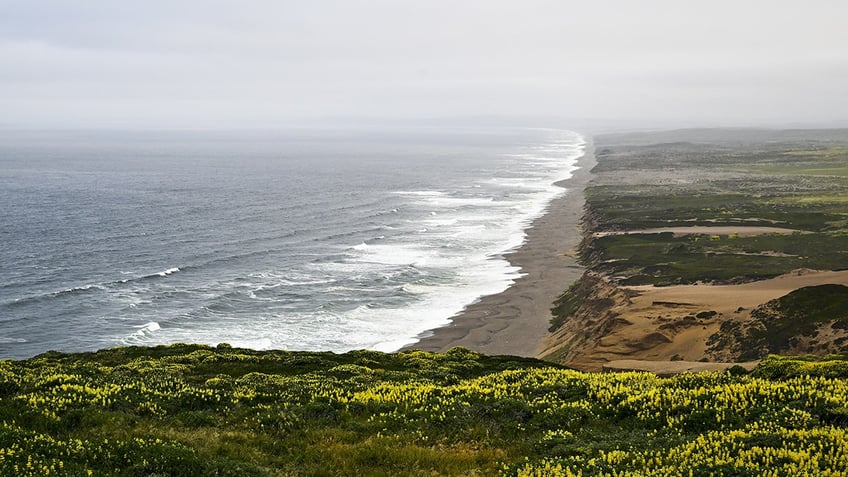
[405,139,596,357]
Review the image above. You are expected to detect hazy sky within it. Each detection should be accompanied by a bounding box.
[2,1,846,129]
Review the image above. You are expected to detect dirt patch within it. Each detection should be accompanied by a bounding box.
[594,226,805,238]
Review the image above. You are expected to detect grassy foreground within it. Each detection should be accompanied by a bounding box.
[1,344,848,476]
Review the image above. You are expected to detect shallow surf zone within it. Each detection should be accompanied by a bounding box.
[0,128,583,358]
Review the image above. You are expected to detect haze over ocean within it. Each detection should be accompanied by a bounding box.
[0,127,583,359]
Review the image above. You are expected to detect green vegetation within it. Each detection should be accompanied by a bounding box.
[752,353,848,380]
[1,344,848,475]
[764,284,848,323]
[748,146,848,177]
[707,285,848,360]
[580,138,848,287]
[585,232,848,286]
[585,184,848,233]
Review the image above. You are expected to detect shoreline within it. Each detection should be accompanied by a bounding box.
[404,138,596,357]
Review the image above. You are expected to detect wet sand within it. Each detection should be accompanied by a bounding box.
[405,140,596,357]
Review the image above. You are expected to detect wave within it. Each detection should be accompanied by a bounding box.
[422,196,496,208]
[2,265,187,309]
[55,283,106,296]
[314,224,397,244]
[392,190,446,197]
[484,177,547,190]
[312,197,396,219]
[122,321,161,344]
[422,218,459,227]
[0,337,27,344]
[399,283,429,295]
[246,271,338,287]
[348,243,437,268]
[154,267,180,277]
[92,265,183,288]
[3,282,106,309]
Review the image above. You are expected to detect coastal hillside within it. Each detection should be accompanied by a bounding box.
[541,129,848,370]
[2,344,848,476]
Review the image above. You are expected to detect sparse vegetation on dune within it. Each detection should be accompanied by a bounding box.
[1,344,848,476]
[707,284,848,360]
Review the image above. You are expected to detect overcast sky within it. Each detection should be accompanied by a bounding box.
[1,0,846,129]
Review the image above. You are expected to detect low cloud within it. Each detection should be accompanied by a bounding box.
[1,0,846,128]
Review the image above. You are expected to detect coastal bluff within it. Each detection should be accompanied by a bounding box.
[541,129,848,370]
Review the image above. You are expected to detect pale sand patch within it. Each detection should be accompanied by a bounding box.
[625,269,848,314]
[594,226,805,237]
[567,269,848,370]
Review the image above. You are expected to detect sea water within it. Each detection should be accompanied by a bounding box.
[0,127,584,359]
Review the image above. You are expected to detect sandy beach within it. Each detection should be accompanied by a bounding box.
[406,140,596,357]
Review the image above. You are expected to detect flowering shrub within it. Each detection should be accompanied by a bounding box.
[0,344,846,475]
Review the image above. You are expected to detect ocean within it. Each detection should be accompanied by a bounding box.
[0,127,584,359]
